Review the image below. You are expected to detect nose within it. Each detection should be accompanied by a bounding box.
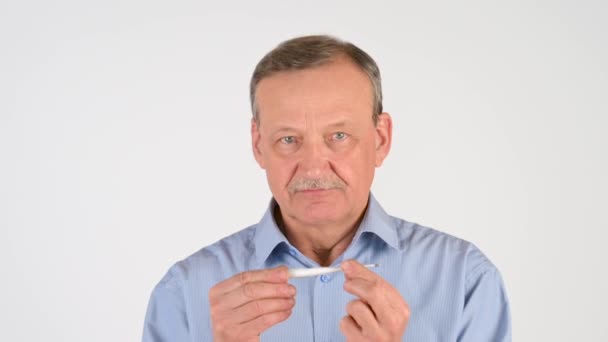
[299,138,330,178]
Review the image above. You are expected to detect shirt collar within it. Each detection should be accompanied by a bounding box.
[352,193,401,251]
[253,193,401,266]
[253,199,290,266]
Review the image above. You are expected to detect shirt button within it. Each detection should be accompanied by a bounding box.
[288,248,297,256]
[320,274,330,282]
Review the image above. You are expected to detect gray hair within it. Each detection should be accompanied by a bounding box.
[250,35,383,125]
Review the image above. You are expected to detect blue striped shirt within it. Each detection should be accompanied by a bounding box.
[143,194,511,341]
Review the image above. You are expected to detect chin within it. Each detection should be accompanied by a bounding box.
[274,189,353,225]
[298,200,348,225]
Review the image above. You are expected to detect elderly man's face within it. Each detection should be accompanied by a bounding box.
[252,57,392,228]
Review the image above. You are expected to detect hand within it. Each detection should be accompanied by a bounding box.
[339,260,410,341]
[209,265,296,342]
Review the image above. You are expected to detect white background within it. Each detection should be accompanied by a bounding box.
[1,0,607,341]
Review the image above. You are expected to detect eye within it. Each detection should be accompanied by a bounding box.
[280,136,296,144]
[333,132,347,141]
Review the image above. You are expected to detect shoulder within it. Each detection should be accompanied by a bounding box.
[390,215,499,279]
[153,224,259,292]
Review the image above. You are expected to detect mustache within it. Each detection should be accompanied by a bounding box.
[287,177,346,193]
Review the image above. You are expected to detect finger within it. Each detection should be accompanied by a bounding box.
[218,282,296,310]
[340,259,378,281]
[211,265,289,296]
[344,277,398,323]
[345,300,382,337]
[339,315,363,341]
[230,297,296,324]
[239,308,293,337]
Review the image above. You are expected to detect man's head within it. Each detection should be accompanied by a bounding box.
[250,35,392,228]
[250,35,383,126]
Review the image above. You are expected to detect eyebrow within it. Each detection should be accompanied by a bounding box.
[270,126,299,136]
[326,121,349,129]
[270,120,351,134]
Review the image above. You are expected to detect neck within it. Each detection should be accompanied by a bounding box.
[274,204,367,266]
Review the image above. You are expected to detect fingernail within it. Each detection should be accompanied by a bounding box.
[341,261,352,272]
[287,285,296,295]
[276,267,288,280]
[343,281,353,292]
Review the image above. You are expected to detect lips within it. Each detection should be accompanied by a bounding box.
[300,189,327,193]
[295,188,337,197]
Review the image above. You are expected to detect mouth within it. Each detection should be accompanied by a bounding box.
[295,188,337,196]
[300,189,328,193]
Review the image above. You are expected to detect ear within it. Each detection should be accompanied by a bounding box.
[374,112,392,167]
[251,118,266,169]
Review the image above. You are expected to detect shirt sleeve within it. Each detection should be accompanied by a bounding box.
[458,251,512,342]
[142,268,191,342]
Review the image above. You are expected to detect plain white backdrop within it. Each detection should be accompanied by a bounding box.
[1,0,607,341]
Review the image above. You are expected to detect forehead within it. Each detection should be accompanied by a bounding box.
[255,57,374,128]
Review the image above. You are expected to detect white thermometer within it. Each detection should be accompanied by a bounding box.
[288,263,379,278]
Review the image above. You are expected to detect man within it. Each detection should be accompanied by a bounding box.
[143,35,511,341]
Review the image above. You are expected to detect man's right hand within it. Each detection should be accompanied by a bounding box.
[209,265,296,342]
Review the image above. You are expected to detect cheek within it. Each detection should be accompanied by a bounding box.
[331,145,377,185]
[265,155,298,188]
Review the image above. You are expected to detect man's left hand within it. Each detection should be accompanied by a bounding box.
[339,260,410,341]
